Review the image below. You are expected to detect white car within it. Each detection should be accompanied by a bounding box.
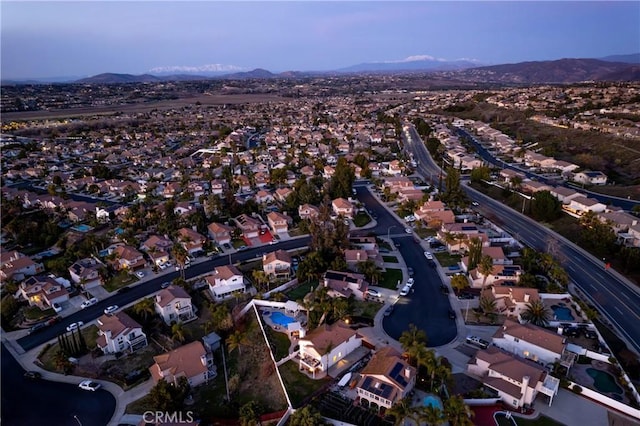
[399,285,411,296]
[365,288,381,298]
[424,251,433,260]
[404,228,412,234]
[80,298,98,309]
[104,305,119,315]
[135,271,145,278]
[406,278,415,288]
[66,321,84,332]
[78,380,101,391]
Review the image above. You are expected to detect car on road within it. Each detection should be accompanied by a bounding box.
[404,228,412,234]
[28,322,47,334]
[384,305,394,317]
[440,284,450,294]
[405,278,415,288]
[78,380,101,391]
[399,285,411,297]
[24,371,42,380]
[223,243,232,250]
[104,305,119,315]
[135,271,145,278]
[407,267,414,277]
[66,321,84,332]
[160,281,171,289]
[365,289,381,298]
[472,201,479,206]
[448,309,456,319]
[80,297,98,309]
[424,251,433,260]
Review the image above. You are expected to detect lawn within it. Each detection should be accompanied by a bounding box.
[284,281,318,301]
[382,255,399,263]
[264,325,292,361]
[353,212,372,227]
[379,268,403,289]
[351,300,383,320]
[23,306,54,321]
[434,252,461,267]
[38,325,99,372]
[278,360,330,408]
[104,271,137,292]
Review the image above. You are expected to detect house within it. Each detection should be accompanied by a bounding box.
[298,320,362,378]
[356,347,417,411]
[489,286,540,320]
[255,189,275,204]
[299,204,320,220]
[566,196,607,215]
[387,160,403,176]
[235,214,262,239]
[112,245,146,270]
[205,265,246,300]
[332,198,354,219]
[322,270,369,300]
[267,211,290,235]
[344,249,370,271]
[573,171,608,186]
[154,285,197,325]
[210,179,226,195]
[549,186,583,204]
[177,228,207,255]
[262,250,292,280]
[492,319,571,367]
[150,341,215,388]
[96,312,148,354]
[0,250,44,282]
[68,258,102,289]
[19,275,70,309]
[598,211,638,233]
[207,222,233,246]
[521,180,552,194]
[467,346,559,408]
[415,201,456,228]
[275,187,294,203]
[141,235,173,254]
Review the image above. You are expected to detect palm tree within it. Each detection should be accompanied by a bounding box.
[386,397,415,426]
[288,405,327,426]
[400,324,428,366]
[444,395,474,426]
[171,243,188,280]
[477,254,494,292]
[226,329,246,356]
[252,270,269,293]
[419,405,445,426]
[171,323,186,343]
[133,297,155,320]
[521,299,551,326]
[479,297,497,317]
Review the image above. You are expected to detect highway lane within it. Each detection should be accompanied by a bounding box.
[17,237,310,351]
[1,343,116,426]
[405,123,640,354]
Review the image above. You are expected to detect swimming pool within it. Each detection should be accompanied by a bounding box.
[71,224,94,233]
[269,311,296,327]
[422,395,443,410]
[551,304,574,321]
[587,368,623,395]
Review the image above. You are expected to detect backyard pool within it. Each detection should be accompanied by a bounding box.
[71,224,94,233]
[551,304,575,321]
[586,368,623,395]
[267,311,296,327]
[422,395,443,411]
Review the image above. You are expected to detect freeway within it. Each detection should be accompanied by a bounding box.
[405,124,640,354]
[17,237,310,352]
[453,127,640,211]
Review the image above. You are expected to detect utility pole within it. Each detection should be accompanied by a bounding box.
[221,343,230,401]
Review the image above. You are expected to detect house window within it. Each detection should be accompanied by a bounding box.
[514,337,519,342]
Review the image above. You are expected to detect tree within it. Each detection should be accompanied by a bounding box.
[467,237,483,270]
[442,167,466,207]
[133,298,155,320]
[470,166,491,184]
[148,377,190,412]
[419,405,444,426]
[328,157,355,200]
[477,255,494,292]
[252,270,269,293]
[450,275,469,292]
[444,395,474,426]
[226,329,247,356]
[530,190,561,222]
[288,405,327,426]
[357,260,381,285]
[521,299,551,326]
[172,241,189,280]
[386,397,416,426]
[399,324,427,365]
[171,323,187,343]
[239,400,262,426]
[479,297,497,323]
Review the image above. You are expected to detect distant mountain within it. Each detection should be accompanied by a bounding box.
[598,53,640,64]
[217,68,276,79]
[75,73,162,84]
[600,65,640,82]
[453,58,638,84]
[148,63,246,76]
[339,55,482,73]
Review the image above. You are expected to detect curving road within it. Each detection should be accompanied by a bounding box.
[1,343,115,426]
[405,124,640,354]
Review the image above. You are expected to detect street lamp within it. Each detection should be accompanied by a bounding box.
[387,225,397,242]
[73,415,83,426]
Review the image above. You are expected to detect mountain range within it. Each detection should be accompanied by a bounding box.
[4,54,639,85]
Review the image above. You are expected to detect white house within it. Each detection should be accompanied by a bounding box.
[573,171,608,186]
[96,312,148,354]
[68,258,102,289]
[298,321,362,378]
[205,265,246,300]
[492,319,569,367]
[154,285,197,325]
[149,341,215,388]
[566,196,607,215]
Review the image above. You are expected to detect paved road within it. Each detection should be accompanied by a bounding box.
[405,124,640,355]
[17,237,310,352]
[1,343,116,426]
[453,127,640,210]
[352,185,457,346]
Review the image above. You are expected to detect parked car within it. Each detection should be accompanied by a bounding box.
[584,330,598,339]
[24,371,42,380]
[160,281,171,289]
[399,285,411,297]
[78,380,101,391]
[404,228,412,234]
[405,278,415,288]
[424,251,433,260]
[117,286,131,293]
[66,321,84,332]
[365,288,381,298]
[407,267,414,277]
[448,309,456,319]
[440,284,450,294]
[28,322,47,334]
[384,305,394,317]
[104,305,119,315]
[80,297,98,309]
[52,302,63,313]
[466,335,489,349]
[135,271,145,278]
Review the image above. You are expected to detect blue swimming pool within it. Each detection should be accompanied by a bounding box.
[71,224,93,233]
[551,304,575,321]
[269,311,296,327]
[422,395,443,410]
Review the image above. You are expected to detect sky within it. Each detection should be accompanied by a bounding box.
[2,1,639,79]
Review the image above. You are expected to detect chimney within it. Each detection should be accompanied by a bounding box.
[524,293,530,303]
[404,367,411,378]
[356,252,361,261]
[521,375,530,398]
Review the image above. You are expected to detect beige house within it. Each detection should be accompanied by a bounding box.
[112,245,146,270]
[205,265,246,300]
[332,198,354,219]
[149,341,215,388]
[0,250,44,282]
[356,347,416,411]
[322,270,369,300]
[177,227,207,255]
[207,222,233,246]
[19,275,70,309]
[298,321,362,378]
[298,204,320,220]
[154,285,197,325]
[235,214,262,239]
[68,258,102,289]
[267,211,290,235]
[96,312,148,354]
[262,250,292,280]
[489,286,540,320]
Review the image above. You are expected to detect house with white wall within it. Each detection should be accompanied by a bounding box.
[149,341,215,388]
[298,321,362,378]
[96,312,148,354]
[492,319,570,367]
[205,265,246,301]
[154,285,197,325]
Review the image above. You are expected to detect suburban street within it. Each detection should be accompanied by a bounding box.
[1,343,116,426]
[405,124,640,355]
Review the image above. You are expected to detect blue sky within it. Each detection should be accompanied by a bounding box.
[2,1,639,79]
